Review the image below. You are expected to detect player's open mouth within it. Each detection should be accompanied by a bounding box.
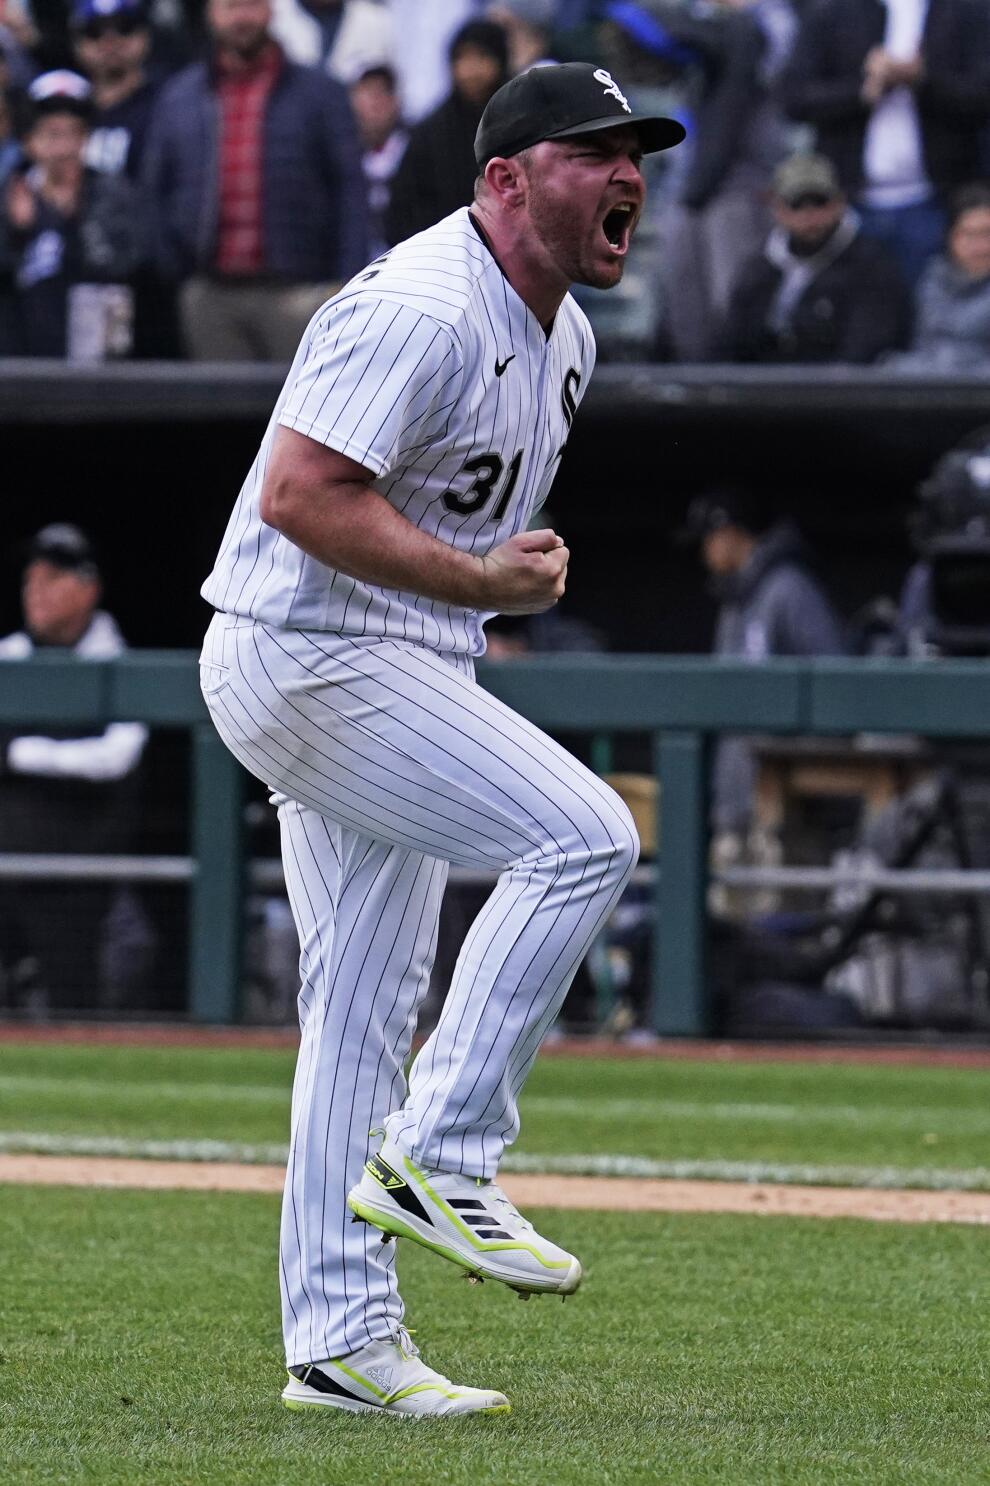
[601,203,635,255]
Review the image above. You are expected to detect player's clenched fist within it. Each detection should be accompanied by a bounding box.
[478,529,569,614]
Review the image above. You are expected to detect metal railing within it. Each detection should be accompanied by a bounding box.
[2,651,990,1032]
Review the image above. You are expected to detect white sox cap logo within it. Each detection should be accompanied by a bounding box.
[593,68,631,114]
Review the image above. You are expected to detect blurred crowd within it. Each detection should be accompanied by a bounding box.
[1,0,989,365]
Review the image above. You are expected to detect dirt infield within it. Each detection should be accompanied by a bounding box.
[2,1153,988,1225]
[3,1019,990,1068]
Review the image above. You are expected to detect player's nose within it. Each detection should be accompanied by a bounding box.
[614,156,645,197]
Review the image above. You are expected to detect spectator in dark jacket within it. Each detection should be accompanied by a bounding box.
[142,0,368,360]
[887,182,990,372]
[71,0,158,179]
[349,62,406,260]
[71,0,179,355]
[683,485,844,837]
[384,19,508,246]
[781,0,990,289]
[718,152,908,362]
[0,69,146,357]
[612,0,796,361]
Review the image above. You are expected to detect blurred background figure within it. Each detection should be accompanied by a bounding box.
[70,0,178,353]
[384,17,508,244]
[142,0,368,360]
[682,486,844,842]
[609,0,797,362]
[386,0,483,125]
[0,524,151,1016]
[782,0,990,291]
[899,426,990,656]
[0,3,36,91]
[349,60,406,259]
[486,0,557,73]
[0,68,146,357]
[718,152,909,363]
[0,65,20,352]
[886,182,990,374]
[269,0,393,84]
[71,0,158,179]
[0,69,22,186]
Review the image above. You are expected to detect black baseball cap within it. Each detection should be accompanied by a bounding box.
[677,488,770,545]
[475,61,685,168]
[24,523,100,579]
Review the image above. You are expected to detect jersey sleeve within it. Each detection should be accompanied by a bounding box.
[278,297,464,478]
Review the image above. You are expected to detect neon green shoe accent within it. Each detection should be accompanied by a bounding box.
[387,1381,465,1404]
[334,1359,390,1400]
[347,1196,485,1278]
[401,1156,571,1270]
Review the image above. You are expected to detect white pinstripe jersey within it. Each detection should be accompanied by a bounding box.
[201,208,596,655]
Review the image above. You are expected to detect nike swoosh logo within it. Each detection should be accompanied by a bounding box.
[494,354,516,377]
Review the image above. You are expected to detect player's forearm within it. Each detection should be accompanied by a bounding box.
[263,477,488,610]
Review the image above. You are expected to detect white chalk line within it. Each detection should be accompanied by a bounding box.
[0,1131,987,1192]
[1,1077,988,1137]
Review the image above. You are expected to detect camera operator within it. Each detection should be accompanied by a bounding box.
[900,429,990,657]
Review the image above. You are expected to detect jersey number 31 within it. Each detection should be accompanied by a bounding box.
[443,449,523,519]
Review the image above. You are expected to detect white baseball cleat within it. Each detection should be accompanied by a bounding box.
[346,1136,583,1297]
[281,1328,509,1417]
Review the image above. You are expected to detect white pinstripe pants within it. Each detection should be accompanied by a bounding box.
[200,612,638,1363]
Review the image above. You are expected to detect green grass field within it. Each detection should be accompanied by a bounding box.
[2,1042,990,1185]
[2,1042,989,1483]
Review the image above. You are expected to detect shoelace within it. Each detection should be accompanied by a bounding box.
[395,1325,420,1360]
[485,1180,533,1233]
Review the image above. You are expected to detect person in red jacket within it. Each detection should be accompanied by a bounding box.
[142,0,369,360]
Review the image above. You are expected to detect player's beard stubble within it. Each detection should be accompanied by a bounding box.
[524,175,627,293]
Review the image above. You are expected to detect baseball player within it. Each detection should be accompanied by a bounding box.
[200,62,684,1417]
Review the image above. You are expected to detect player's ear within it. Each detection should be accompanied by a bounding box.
[483,155,526,208]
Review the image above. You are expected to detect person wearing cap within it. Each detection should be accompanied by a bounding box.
[0,68,146,356]
[0,524,150,1014]
[683,486,844,844]
[383,19,510,246]
[781,0,990,291]
[69,0,182,354]
[199,61,682,1414]
[141,0,368,361]
[70,0,158,180]
[717,150,909,363]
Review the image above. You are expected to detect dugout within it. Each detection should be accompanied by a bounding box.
[3,362,990,653]
[2,363,990,1030]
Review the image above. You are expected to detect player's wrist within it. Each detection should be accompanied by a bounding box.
[457,552,493,610]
